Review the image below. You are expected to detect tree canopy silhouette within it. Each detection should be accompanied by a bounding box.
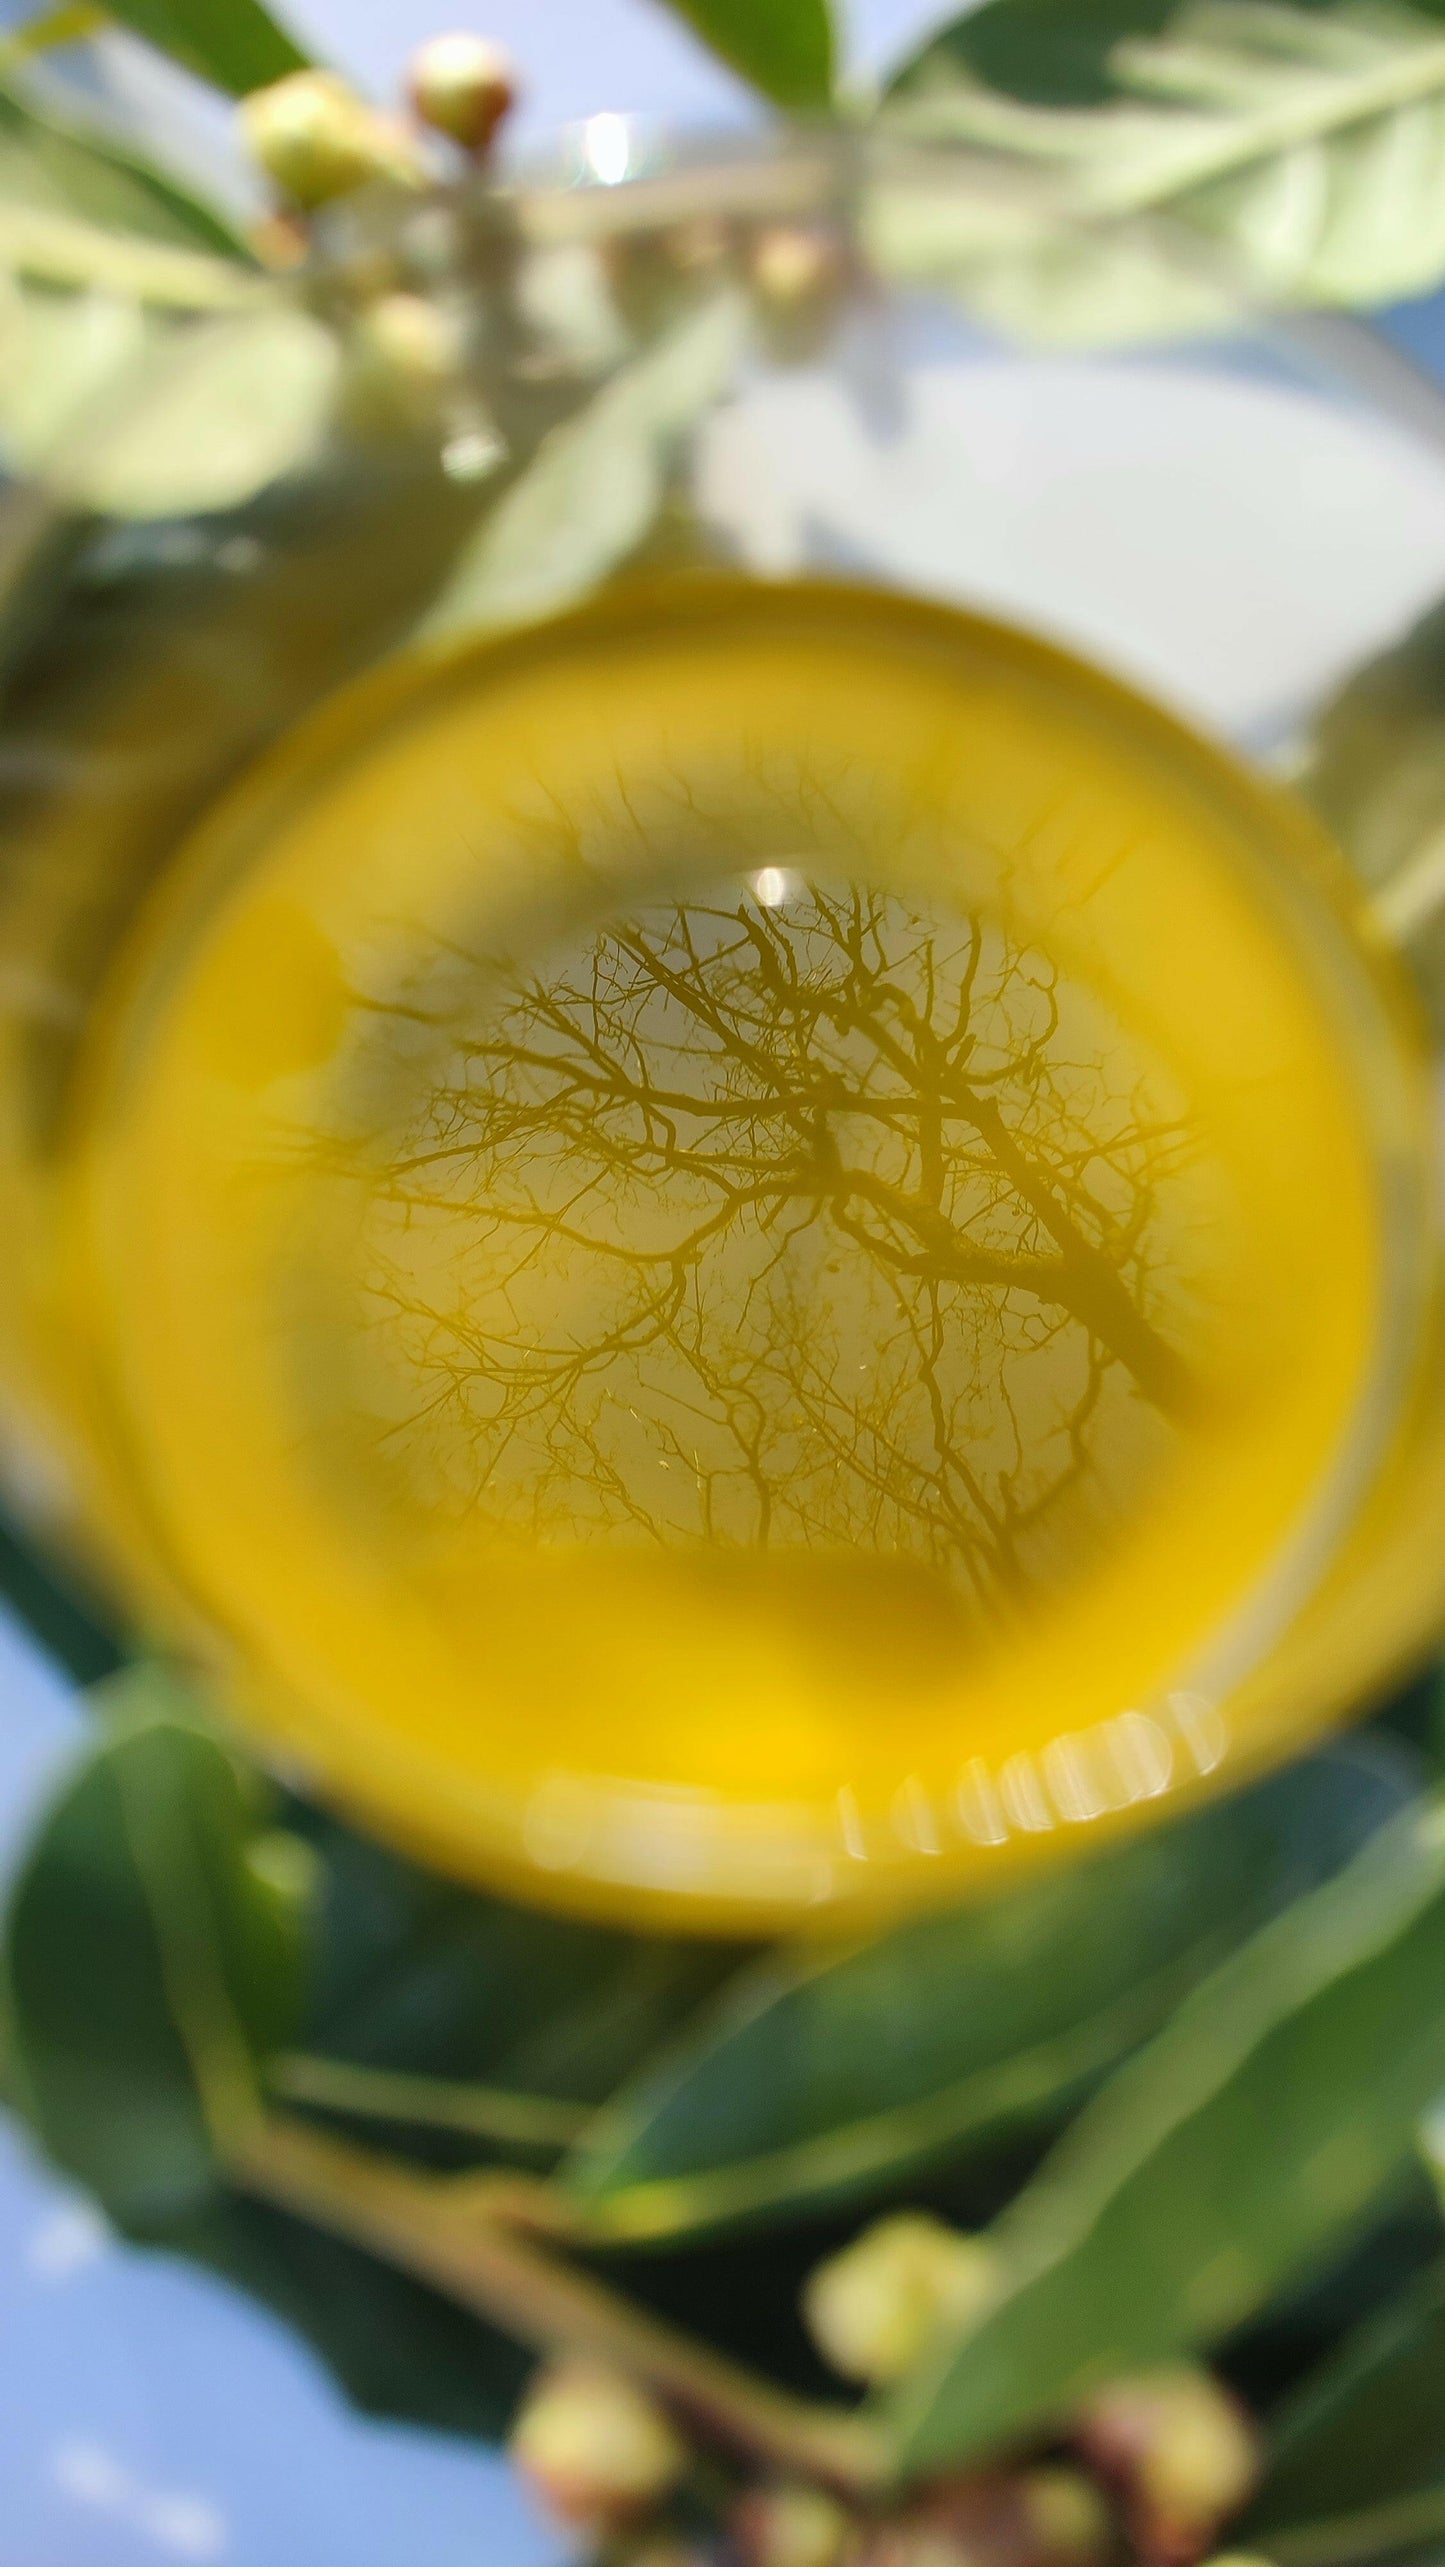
[346,876,1204,1622]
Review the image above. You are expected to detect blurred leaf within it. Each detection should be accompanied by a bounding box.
[566,1746,1412,2244]
[0,73,246,257]
[1,1711,541,2439]
[1297,595,1445,1034]
[101,0,309,96]
[170,2193,531,2438]
[3,1715,301,2226]
[418,286,747,647]
[887,1790,1445,2480]
[291,1810,752,2156]
[874,0,1445,345]
[23,298,340,516]
[1247,2258,1445,2537]
[0,1506,124,1682]
[657,0,835,110]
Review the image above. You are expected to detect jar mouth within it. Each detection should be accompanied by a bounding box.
[61,566,1445,1924]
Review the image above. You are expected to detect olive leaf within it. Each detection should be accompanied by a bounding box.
[416,285,747,648]
[279,1808,753,2164]
[872,0,1445,346]
[3,1715,301,2226]
[656,0,835,112]
[99,0,310,98]
[1295,595,1445,1034]
[0,1710,536,2438]
[886,1789,1445,2480]
[1245,2258,1445,2545]
[565,1745,1411,2246]
[0,72,247,259]
[20,296,341,515]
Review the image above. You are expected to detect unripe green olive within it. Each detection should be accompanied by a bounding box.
[509,2358,687,2530]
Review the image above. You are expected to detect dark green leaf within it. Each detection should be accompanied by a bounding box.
[0,74,247,256]
[171,2193,531,2439]
[565,1746,1412,2244]
[100,0,309,97]
[292,1809,752,2156]
[2,1711,537,2440]
[1248,2259,1445,2536]
[3,1715,302,2226]
[887,1789,1445,2480]
[657,0,834,111]
[875,0,1445,345]
[0,1506,124,1682]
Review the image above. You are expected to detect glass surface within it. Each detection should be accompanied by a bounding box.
[1,127,1444,1929]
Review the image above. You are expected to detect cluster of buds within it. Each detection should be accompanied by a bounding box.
[241,32,518,226]
[859,2465,1112,2567]
[506,2340,1270,2567]
[1071,2367,1262,2565]
[802,2213,1001,2386]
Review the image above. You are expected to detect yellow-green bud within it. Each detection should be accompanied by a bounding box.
[735,2482,857,2567]
[1074,2368,1260,2558]
[1018,2467,1112,2566]
[864,2526,973,2567]
[509,2359,687,2530]
[408,31,517,153]
[1197,2557,1278,2567]
[240,71,419,210]
[803,2215,999,2386]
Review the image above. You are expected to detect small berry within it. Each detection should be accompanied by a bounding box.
[751,226,842,309]
[803,2215,1000,2386]
[735,2481,857,2567]
[1017,2466,1113,2566]
[240,71,420,210]
[1074,2367,1260,2562]
[509,2358,687,2531]
[408,31,517,153]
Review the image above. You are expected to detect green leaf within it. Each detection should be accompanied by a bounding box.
[417,286,747,648]
[28,297,341,517]
[99,0,309,97]
[0,73,247,257]
[170,2193,532,2439]
[565,1747,1411,2245]
[656,0,834,111]
[289,1810,752,2156]
[1,1711,539,2440]
[1296,595,1445,1034]
[3,1715,302,2227]
[874,0,1445,345]
[886,1789,1445,2481]
[1247,2258,1445,2539]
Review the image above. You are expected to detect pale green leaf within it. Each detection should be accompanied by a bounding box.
[30,298,340,516]
[418,287,747,647]
[876,0,1445,344]
[0,71,246,257]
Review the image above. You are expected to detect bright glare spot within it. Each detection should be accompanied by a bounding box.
[52,2440,227,2557]
[751,866,799,909]
[442,425,505,483]
[583,112,631,186]
[139,2493,228,2559]
[26,2200,109,2281]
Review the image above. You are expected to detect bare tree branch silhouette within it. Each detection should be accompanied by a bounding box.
[342,880,1201,1620]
